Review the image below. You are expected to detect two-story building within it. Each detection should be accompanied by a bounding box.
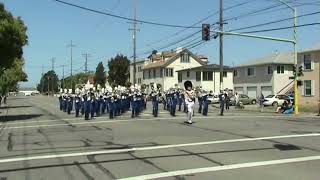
[176,64,233,93]
[298,44,320,107]
[233,52,294,98]
[141,48,207,90]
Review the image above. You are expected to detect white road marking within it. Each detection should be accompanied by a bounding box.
[3,114,311,130]
[0,133,318,164]
[118,155,320,180]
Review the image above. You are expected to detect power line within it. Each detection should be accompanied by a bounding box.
[137,0,257,56]
[229,10,320,32]
[138,1,293,57]
[53,0,201,29]
[142,0,256,48]
[242,22,320,34]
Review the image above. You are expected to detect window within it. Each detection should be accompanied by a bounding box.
[304,54,312,70]
[138,78,142,84]
[247,67,255,76]
[187,71,190,77]
[153,69,156,78]
[181,52,190,63]
[178,72,182,82]
[196,71,201,81]
[277,65,284,74]
[203,71,213,81]
[143,71,145,79]
[234,69,238,77]
[165,68,173,77]
[304,80,312,96]
[223,71,227,77]
[267,66,273,75]
[148,70,151,79]
[138,66,142,72]
[160,68,163,77]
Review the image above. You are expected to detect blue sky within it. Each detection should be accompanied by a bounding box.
[2,0,320,87]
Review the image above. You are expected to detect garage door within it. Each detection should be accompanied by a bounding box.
[234,87,243,94]
[247,87,257,98]
[261,86,272,97]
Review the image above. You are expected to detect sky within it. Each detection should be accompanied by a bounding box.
[1,0,320,88]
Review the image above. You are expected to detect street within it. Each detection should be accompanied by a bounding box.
[0,96,319,180]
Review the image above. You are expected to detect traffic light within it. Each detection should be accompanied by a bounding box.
[298,65,303,77]
[202,24,210,41]
[292,65,296,77]
[292,65,304,77]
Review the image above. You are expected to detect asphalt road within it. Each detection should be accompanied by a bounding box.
[0,96,319,180]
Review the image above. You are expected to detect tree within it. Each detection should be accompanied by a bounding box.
[0,57,27,94]
[107,54,130,87]
[95,62,106,88]
[0,3,28,70]
[36,70,59,94]
[61,72,94,90]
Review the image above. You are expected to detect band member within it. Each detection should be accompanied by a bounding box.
[184,81,195,124]
[150,86,160,117]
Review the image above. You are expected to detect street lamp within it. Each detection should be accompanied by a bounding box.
[273,0,299,114]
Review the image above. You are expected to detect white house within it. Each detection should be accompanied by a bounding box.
[141,48,207,90]
[129,59,149,85]
[177,64,233,93]
[233,52,294,98]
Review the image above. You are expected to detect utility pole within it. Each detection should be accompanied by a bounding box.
[219,0,224,91]
[318,60,320,116]
[82,53,91,73]
[129,0,139,85]
[42,64,44,94]
[62,65,65,90]
[51,58,55,71]
[67,40,76,91]
[47,76,50,97]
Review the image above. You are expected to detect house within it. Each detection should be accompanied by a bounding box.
[129,59,149,85]
[297,44,320,107]
[233,52,294,98]
[140,48,207,90]
[176,64,233,93]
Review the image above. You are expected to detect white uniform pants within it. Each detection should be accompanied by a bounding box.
[185,100,194,123]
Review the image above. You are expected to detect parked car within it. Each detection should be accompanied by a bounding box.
[263,94,290,107]
[208,95,219,104]
[230,94,256,106]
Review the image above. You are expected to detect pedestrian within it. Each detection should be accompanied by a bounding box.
[58,94,63,111]
[225,92,230,110]
[234,92,240,108]
[184,81,195,124]
[258,93,265,112]
[219,90,225,116]
[197,89,203,113]
[202,91,209,116]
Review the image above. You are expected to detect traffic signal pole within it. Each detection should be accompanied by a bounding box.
[210,4,299,115]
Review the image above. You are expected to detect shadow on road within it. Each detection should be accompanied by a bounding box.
[0,114,43,122]
[0,105,32,109]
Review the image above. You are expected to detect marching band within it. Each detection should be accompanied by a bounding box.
[57,82,220,123]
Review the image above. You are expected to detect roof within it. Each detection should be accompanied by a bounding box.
[176,64,232,72]
[130,59,148,65]
[300,43,320,53]
[143,49,206,70]
[235,52,294,68]
[148,50,177,62]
